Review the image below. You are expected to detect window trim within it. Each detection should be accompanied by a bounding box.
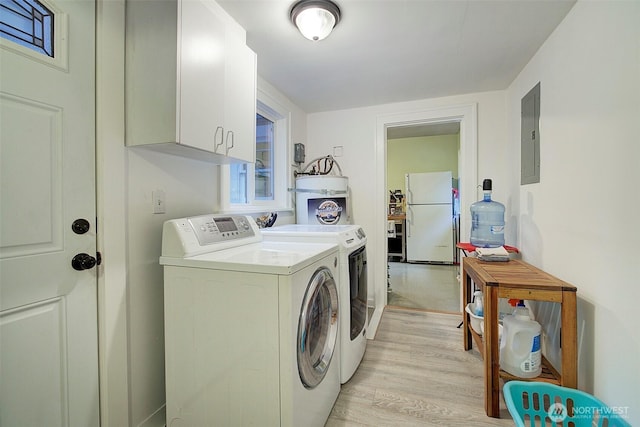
[219,92,292,213]
[253,111,275,201]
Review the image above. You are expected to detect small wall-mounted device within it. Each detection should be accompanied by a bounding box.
[294,143,305,164]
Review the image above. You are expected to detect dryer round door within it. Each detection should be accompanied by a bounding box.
[297,266,339,389]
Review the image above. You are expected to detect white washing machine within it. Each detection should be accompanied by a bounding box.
[262,224,367,384]
[160,214,340,427]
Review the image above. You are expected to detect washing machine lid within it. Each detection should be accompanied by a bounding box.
[160,241,338,275]
[262,224,366,249]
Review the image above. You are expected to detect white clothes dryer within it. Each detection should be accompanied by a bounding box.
[160,214,340,427]
[262,224,367,384]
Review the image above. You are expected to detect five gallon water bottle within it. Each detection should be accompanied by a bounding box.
[500,301,542,378]
[470,179,505,247]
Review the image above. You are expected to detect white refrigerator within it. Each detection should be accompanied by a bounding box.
[405,171,454,263]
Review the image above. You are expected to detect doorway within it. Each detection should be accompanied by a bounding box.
[385,123,460,312]
[368,104,477,335]
[387,262,459,311]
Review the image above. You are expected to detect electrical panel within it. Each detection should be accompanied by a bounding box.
[521,82,541,185]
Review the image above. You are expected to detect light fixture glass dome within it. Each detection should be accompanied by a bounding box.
[290,0,341,41]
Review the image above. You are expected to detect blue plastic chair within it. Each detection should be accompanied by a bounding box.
[503,381,631,427]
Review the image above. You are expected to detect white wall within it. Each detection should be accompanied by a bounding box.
[258,76,308,157]
[97,1,308,423]
[97,1,220,424]
[126,149,218,426]
[306,91,508,315]
[122,79,305,424]
[97,0,639,424]
[506,0,639,422]
[256,76,308,225]
[123,77,307,426]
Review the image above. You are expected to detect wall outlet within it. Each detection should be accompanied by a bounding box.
[152,190,165,214]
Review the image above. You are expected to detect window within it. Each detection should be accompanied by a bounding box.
[230,113,275,203]
[223,98,289,211]
[255,114,275,200]
[0,0,54,57]
[0,0,67,70]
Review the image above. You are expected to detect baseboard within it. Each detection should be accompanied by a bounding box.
[366,306,384,339]
[137,404,166,427]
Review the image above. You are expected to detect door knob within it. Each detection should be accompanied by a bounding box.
[72,253,97,271]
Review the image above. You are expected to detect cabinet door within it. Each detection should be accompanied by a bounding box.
[224,31,256,163]
[179,0,226,153]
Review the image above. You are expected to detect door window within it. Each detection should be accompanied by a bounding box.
[297,267,338,389]
[0,0,54,57]
[0,0,68,70]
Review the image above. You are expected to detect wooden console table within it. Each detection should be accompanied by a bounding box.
[462,257,577,418]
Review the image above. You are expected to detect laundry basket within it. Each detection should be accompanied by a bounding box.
[503,381,631,427]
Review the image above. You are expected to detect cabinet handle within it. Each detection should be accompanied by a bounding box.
[214,126,224,153]
[225,130,234,155]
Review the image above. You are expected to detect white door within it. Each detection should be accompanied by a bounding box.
[0,0,99,426]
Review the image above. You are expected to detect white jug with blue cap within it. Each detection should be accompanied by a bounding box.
[500,300,542,378]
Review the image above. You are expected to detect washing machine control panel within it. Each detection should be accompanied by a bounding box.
[188,215,254,246]
[161,214,261,258]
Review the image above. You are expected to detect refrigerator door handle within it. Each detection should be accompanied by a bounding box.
[405,174,412,204]
[406,206,412,237]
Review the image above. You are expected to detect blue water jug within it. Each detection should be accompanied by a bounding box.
[470,179,505,247]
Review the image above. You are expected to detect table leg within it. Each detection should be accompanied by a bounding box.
[484,285,500,417]
[561,290,578,388]
[462,260,472,350]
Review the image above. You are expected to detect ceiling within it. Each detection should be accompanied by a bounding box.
[217,0,575,114]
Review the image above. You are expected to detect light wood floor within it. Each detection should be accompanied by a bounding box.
[387,263,460,312]
[326,307,514,426]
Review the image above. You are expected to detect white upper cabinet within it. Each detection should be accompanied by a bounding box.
[178,0,226,154]
[125,0,256,164]
[223,30,257,164]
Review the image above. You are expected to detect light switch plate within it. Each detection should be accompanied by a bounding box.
[152,190,165,214]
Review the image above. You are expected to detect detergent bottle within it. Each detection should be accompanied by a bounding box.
[473,290,483,316]
[500,300,542,378]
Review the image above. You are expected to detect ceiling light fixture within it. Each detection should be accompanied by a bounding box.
[290,0,341,42]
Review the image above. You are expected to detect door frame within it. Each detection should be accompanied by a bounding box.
[95,0,130,425]
[369,104,477,334]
